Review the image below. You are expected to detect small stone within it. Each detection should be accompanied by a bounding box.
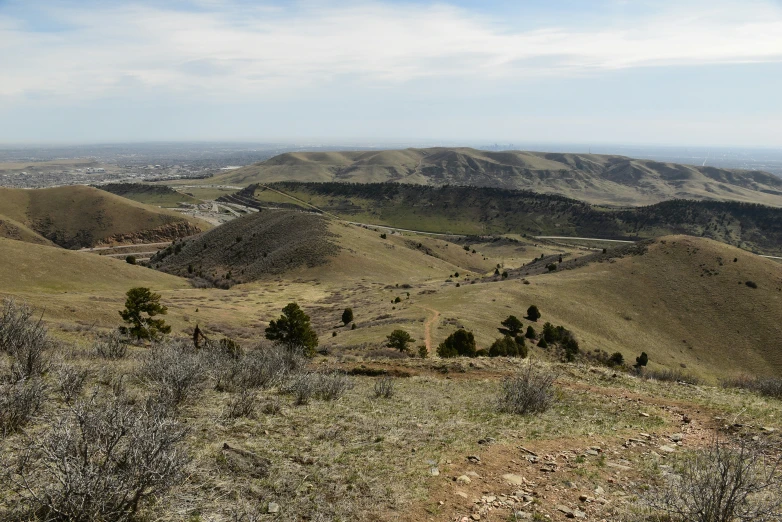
[556,505,574,516]
[573,509,587,519]
[455,491,469,499]
[659,445,677,453]
[430,467,440,476]
[670,433,684,442]
[763,427,776,433]
[514,512,532,520]
[456,475,472,484]
[586,450,599,456]
[470,514,481,521]
[639,412,650,417]
[467,455,481,463]
[594,485,605,495]
[502,473,525,486]
[267,502,280,514]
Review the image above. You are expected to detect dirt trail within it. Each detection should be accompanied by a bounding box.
[418,306,440,353]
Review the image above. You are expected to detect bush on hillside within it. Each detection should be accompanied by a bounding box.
[139,340,207,408]
[721,376,782,399]
[645,438,782,522]
[499,315,524,337]
[497,363,556,415]
[436,329,476,358]
[3,392,189,522]
[0,299,53,382]
[526,305,541,322]
[92,331,129,359]
[342,307,354,325]
[118,287,171,341]
[0,378,46,436]
[488,335,527,358]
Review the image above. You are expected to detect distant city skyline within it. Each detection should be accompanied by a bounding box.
[1,0,781,147]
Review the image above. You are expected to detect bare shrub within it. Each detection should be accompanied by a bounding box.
[285,371,354,405]
[222,388,257,419]
[233,345,306,390]
[92,331,129,360]
[497,363,556,415]
[0,299,52,381]
[139,339,207,407]
[0,378,46,436]
[373,376,395,398]
[722,376,782,400]
[3,392,189,522]
[645,438,782,522]
[56,364,89,404]
[640,367,702,385]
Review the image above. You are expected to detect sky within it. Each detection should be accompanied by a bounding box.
[1,0,781,147]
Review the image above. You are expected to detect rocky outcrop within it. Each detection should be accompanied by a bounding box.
[95,221,203,246]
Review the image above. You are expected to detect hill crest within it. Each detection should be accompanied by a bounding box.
[212,147,782,207]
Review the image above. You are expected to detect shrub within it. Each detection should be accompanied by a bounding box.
[380,233,387,239]
[497,363,556,415]
[525,325,536,339]
[526,305,541,322]
[0,378,46,436]
[125,255,136,265]
[746,281,758,289]
[489,336,527,358]
[139,340,207,407]
[373,376,395,398]
[641,367,702,385]
[537,338,548,348]
[226,345,306,391]
[285,371,354,405]
[393,296,402,303]
[386,329,414,352]
[499,315,523,337]
[4,393,189,522]
[636,351,649,368]
[222,388,257,419]
[608,352,624,366]
[56,364,89,404]
[418,345,428,359]
[437,329,476,358]
[342,307,354,325]
[0,299,52,381]
[645,438,782,522]
[92,331,129,359]
[721,376,782,399]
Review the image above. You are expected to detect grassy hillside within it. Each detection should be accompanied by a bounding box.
[0,237,187,294]
[406,236,782,380]
[95,183,201,207]
[210,147,782,207]
[0,185,210,248]
[234,182,782,255]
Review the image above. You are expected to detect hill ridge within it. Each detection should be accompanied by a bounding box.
[211,147,782,207]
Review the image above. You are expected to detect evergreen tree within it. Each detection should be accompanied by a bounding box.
[265,303,319,357]
[341,307,354,325]
[526,305,541,322]
[118,287,171,341]
[386,329,414,352]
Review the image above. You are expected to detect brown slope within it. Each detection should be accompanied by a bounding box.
[210,147,782,207]
[0,185,210,248]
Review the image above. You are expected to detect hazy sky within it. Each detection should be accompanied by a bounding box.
[1,0,781,146]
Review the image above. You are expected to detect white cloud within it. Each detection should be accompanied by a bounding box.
[0,0,781,103]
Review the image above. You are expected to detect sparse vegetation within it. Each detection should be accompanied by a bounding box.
[3,392,189,522]
[497,363,556,415]
[373,376,395,398]
[645,438,782,522]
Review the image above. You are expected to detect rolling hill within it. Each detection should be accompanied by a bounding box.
[413,235,782,380]
[228,182,782,255]
[0,185,210,248]
[210,147,782,207]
